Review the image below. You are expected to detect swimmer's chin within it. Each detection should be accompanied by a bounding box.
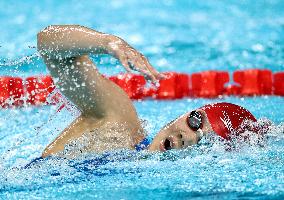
[147,143,161,151]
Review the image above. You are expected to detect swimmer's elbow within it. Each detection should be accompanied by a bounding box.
[37,26,54,57]
[37,25,92,58]
[37,25,78,56]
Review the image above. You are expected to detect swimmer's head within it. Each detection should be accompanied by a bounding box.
[148,102,256,151]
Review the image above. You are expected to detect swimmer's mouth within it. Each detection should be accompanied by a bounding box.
[160,137,174,151]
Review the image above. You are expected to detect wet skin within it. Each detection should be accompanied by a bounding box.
[38,25,212,158]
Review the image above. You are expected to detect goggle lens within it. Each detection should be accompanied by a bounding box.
[187,111,202,131]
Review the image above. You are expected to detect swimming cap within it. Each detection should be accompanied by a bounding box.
[200,102,257,139]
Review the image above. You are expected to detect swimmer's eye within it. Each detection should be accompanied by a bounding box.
[187,110,203,131]
[164,138,173,150]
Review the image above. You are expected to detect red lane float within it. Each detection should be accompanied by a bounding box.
[26,76,55,105]
[216,72,230,95]
[224,85,241,96]
[143,87,156,98]
[109,74,146,99]
[0,77,24,107]
[233,70,259,95]
[233,69,273,96]
[0,69,283,108]
[259,69,273,95]
[156,72,177,99]
[175,73,191,98]
[154,72,191,99]
[192,71,216,98]
[0,77,10,106]
[192,71,229,98]
[274,72,284,96]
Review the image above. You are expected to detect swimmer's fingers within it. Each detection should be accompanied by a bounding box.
[117,53,132,73]
[123,50,155,81]
[125,50,163,82]
[111,39,163,82]
[138,53,165,80]
[129,62,158,82]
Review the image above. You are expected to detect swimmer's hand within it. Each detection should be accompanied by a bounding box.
[107,36,163,82]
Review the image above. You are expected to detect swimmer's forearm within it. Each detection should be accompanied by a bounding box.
[37,25,121,58]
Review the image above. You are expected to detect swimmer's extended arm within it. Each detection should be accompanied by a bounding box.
[38,25,161,81]
[37,25,161,117]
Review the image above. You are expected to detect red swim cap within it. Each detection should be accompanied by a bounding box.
[200,102,257,139]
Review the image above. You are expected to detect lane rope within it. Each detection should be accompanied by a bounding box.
[0,69,283,108]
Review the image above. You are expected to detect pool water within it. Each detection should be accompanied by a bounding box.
[0,0,284,199]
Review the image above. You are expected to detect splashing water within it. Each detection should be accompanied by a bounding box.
[0,0,284,199]
[0,97,283,199]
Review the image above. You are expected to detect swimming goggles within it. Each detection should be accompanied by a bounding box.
[187,110,203,131]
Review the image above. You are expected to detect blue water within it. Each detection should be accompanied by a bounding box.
[0,0,284,199]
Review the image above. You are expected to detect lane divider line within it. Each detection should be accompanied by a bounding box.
[0,69,283,108]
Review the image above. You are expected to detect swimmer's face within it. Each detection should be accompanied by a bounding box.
[148,109,213,151]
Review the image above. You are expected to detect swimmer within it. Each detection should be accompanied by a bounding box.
[38,25,266,158]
